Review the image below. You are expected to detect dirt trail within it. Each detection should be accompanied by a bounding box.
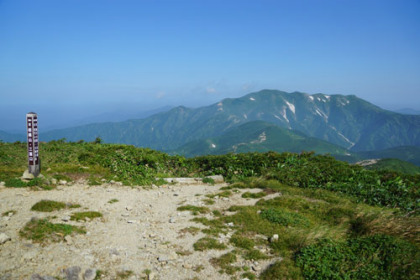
[0,181,275,280]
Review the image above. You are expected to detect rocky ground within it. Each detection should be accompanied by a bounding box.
[0,179,279,280]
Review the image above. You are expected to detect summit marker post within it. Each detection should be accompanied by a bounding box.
[26,112,40,177]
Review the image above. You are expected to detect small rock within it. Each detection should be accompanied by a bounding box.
[109,248,119,256]
[110,180,116,184]
[169,217,176,223]
[222,197,229,201]
[64,235,72,245]
[269,234,279,243]
[22,169,34,180]
[226,222,234,227]
[51,178,58,185]
[62,216,71,222]
[127,220,136,224]
[173,193,179,196]
[126,206,133,211]
[182,263,192,269]
[83,268,97,280]
[59,180,67,185]
[63,266,81,280]
[0,181,5,187]
[252,265,261,272]
[0,233,11,244]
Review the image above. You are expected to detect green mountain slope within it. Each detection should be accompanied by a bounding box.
[357,146,420,166]
[173,120,354,158]
[358,158,420,175]
[41,90,420,152]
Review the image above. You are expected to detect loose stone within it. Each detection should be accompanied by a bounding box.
[0,233,11,244]
[83,268,97,280]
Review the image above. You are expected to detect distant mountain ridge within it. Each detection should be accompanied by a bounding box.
[40,90,420,152]
[173,120,353,158]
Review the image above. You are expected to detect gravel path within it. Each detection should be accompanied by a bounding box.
[0,181,275,280]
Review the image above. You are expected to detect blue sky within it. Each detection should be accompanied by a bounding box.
[1,0,419,131]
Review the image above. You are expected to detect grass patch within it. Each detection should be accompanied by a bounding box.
[193,237,227,251]
[243,249,269,260]
[70,211,103,221]
[19,218,85,243]
[2,210,17,216]
[179,226,201,236]
[193,265,204,272]
[242,191,267,199]
[260,259,303,280]
[206,190,232,199]
[260,208,311,227]
[31,200,67,212]
[230,234,255,250]
[177,205,210,215]
[241,272,256,280]
[296,235,419,280]
[203,198,215,205]
[108,198,119,204]
[202,177,215,184]
[210,251,240,275]
[116,270,133,279]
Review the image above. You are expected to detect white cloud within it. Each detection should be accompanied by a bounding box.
[206,87,217,94]
[155,91,165,99]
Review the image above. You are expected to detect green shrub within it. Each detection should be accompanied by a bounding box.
[242,191,267,199]
[230,235,255,250]
[193,237,227,251]
[210,252,240,275]
[260,208,310,227]
[296,235,419,280]
[70,211,103,221]
[177,205,209,215]
[31,200,67,212]
[19,218,85,243]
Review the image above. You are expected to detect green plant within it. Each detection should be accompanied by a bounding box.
[210,251,240,275]
[230,234,255,250]
[241,272,256,280]
[19,218,85,243]
[296,235,419,280]
[31,200,67,212]
[193,237,227,251]
[116,270,133,279]
[179,226,201,236]
[260,208,310,227]
[242,191,267,199]
[108,198,119,204]
[70,211,103,221]
[202,177,215,184]
[177,205,209,215]
[2,210,16,216]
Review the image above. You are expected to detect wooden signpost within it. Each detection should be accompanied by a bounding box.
[26,112,40,177]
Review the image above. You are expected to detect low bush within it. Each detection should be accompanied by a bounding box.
[19,218,85,243]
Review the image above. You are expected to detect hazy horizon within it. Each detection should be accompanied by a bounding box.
[1,0,419,132]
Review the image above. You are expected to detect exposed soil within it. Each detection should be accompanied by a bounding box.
[0,181,278,280]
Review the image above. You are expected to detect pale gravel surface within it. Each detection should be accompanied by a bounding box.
[0,181,278,280]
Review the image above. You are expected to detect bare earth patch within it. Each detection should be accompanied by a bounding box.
[0,181,278,279]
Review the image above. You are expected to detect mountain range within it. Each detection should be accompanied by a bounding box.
[2,90,419,165]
